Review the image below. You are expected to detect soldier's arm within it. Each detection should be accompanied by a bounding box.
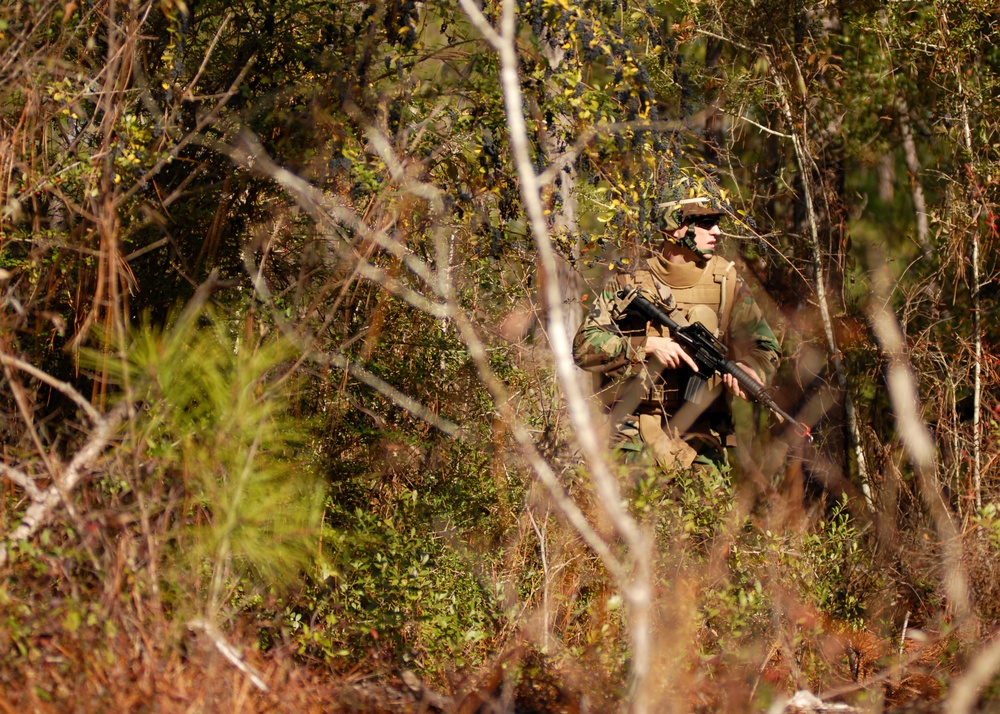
[572,276,649,379]
[726,279,781,386]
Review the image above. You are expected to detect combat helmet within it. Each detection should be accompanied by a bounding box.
[654,172,732,259]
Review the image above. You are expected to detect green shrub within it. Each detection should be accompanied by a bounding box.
[91,307,325,616]
[281,491,503,677]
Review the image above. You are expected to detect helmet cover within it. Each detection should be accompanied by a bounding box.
[654,174,731,259]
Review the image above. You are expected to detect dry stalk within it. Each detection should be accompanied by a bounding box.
[458,1,653,710]
[768,57,874,511]
[868,264,977,637]
[896,96,930,251]
[0,399,132,568]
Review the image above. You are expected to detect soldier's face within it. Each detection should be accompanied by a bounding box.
[672,217,721,254]
[691,221,721,253]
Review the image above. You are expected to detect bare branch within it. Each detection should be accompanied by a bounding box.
[0,462,43,501]
[456,0,504,49]
[769,60,874,510]
[461,0,653,707]
[0,399,132,568]
[218,130,441,294]
[354,121,625,576]
[869,263,977,636]
[0,351,100,423]
[333,353,460,437]
[242,251,460,437]
[121,57,256,205]
[183,12,235,100]
[727,110,795,139]
[448,309,625,581]
[188,618,269,693]
[1,362,60,483]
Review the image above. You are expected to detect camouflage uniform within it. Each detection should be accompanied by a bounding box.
[573,253,780,474]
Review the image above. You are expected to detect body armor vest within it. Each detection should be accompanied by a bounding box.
[630,255,737,410]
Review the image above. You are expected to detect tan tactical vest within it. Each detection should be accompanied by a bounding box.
[630,255,738,410]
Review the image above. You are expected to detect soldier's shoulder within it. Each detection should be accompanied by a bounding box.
[707,254,738,275]
[614,259,657,282]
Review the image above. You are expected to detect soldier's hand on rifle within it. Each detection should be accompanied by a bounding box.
[723,362,762,400]
[645,335,700,372]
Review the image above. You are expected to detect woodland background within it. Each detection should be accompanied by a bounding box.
[1,0,999,711]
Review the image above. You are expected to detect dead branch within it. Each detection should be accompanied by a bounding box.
[241,250,460,437]
[458,0,654,709]
[0,399,132,568]
[229,91,628,583]
[187,618,269,693]
[0,462,43,501]
[769,57,874,511]
[0,351,100,423]
[869,263,977,637]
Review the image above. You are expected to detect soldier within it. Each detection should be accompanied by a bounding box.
[573,176,781,474]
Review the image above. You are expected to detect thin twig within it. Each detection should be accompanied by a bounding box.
[184,12,234,100]
[241,251,460,437]
[0,351,101,423]
[726,110,795,139]
[0,400,132,568]
[957,87,983,511]
[120,57,256,205]
[188,618,270,693]
[0,463,44,501]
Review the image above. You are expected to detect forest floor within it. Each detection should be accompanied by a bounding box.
[0,621,982,714]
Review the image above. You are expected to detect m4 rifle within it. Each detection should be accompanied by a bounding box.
[619,288,811,440]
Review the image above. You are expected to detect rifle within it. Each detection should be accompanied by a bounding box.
[619,288,812,440]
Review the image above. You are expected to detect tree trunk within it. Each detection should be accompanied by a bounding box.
[896,96,931,253]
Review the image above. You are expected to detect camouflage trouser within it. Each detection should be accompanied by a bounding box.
[614,416,734,548]
[687,439,729,476]
[612,413,730,478]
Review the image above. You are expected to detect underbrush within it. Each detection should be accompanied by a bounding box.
[1,436,996,712]
[2,312,999,712]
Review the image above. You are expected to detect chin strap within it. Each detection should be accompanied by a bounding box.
[678,225,714,259]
